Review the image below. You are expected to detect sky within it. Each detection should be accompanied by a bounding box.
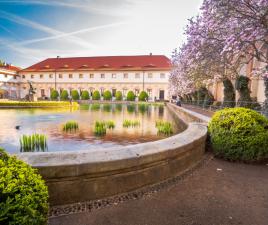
[0,0,202,68]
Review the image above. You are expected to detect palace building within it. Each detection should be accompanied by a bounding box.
[18,55,171,101]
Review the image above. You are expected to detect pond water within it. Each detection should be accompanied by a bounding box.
[0,104,185,153]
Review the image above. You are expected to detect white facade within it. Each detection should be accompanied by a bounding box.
[0,67,20,99]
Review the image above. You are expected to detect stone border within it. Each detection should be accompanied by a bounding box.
[17,103,208,206]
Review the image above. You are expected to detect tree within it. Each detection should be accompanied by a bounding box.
[138,91,149,101]
[115,91,123,101]
[60,90,69,101]
[92,90,100,100]
[103,90,112,100]
[50,89,59,100]
[81,90,90,100]
[71,90,80,100]
[126,91,135,101]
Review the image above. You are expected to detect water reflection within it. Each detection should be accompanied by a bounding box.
[0,104,185,153]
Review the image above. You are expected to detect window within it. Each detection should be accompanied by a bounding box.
[40,74,43,79]
[135,73,140,79]
[100,87,104,95]
[90,74,94,78]
[147,89,152,97]
[160,73,165,79]
[49,74,53,78]
[41,89,45,97]
[59,74,63,79]
[112,73,116,78]
[69,74,73,78]
[22,75,25,79]
[101,74,105,79]
[79,74,83,79]
[4,74,7,78]
[148,73,153,78]
[31,74,34,79]
[123,88,128,97]
[123,73,128,79]
[13,75,16,79]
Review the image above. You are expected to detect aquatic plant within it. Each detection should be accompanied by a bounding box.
[20,134,47,152]
[94,121,107,136]
[105,120,115,129]
[155,121,173,135]
[123,119,140,128]
[63,121,79,132]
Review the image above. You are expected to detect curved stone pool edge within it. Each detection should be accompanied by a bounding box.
[17,103,208,206]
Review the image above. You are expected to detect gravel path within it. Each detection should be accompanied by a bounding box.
[49,154,268,225]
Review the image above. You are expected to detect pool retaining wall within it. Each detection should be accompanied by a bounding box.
[18,103,208,206]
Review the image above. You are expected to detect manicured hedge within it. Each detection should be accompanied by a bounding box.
[0,148,48,224]
[60,90,69,101]
[92,90,101,100]
[103,90,112,100]
[0,101,79,108]
[81,90,90,100]
[138,91,149,101]
[115,91,123,101]
[126,91,135,101]
[71,90,80,100]
[208,108,268,162]
[50,90,59,100]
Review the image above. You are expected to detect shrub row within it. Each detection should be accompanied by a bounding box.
[0,101,79,108]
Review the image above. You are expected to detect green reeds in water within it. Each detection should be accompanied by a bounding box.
[105,120,115,129]
[20,134,47,152]
[123,119,140,128]
[155,121,173,135]
[93,120,115,136]
[63,121,79,132]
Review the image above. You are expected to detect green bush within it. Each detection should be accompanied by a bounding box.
[126,91,135,101]
[71,90,80,100]
[138,91,149,101]
[115,91,123,101]
[0,148,49,224]
[103,90,112,100]
[50,89,59,100]
[92,90,101,100]
[81,90,90,100]
[208,108,268,162]
[60,90,69,101]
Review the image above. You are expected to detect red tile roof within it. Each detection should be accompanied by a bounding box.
[21,55,171,72]
[0,65,21,72]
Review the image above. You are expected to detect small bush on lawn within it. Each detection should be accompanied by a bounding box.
[103,90,112,100]
[115,91,123,101]
[0,148,48,225]
[81,90,90,100]
[138,91,149,101]
[71,90,80,100]
[208,107,268,162]
[92,90,101,100]
[50,89,59,100]
[60,90,69,101]
[126,91,135,101]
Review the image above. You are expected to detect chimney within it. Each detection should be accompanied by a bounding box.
[149,53,152,56]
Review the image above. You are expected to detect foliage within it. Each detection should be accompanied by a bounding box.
[19,134,47,152]
[71,90,80,100]
[0,148,48,225]
[63,121,79,132]
[122,120,140,128]
[222,79,235,107]
[127,104,135,113]
[92,90,101,100]
[81,90,90,100]
[208,108,268,162]
[126,91,135,101]
[138,91,149,101]
[103,90,112,100]
[235,76,252,108]
[115,91,123,101]
[0,101,78,108]
[103,104,112,112]
[90,103,100,111]
[94,121,106,136]
[263,77,268,117]
[155,121,173,135]
[60,90,69,101]
[105,120,115,129]
[50,89,59,100]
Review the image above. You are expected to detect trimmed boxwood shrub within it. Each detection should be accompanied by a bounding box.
[126,91,135,101]
[71,90,80,100]
[115,91,123,101]
[103,90,112,100]
[81,90,90,100]
[50,89,59,100]
[0,148,48,224]
[208,108,268,162]
[60,90,69,101]
[92,90,101,100]
[138,91,149,101]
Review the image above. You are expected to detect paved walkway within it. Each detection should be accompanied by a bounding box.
[182,104,215,118]
[49,154,268,225]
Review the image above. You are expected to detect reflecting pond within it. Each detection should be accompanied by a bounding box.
[0,103,185,153]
